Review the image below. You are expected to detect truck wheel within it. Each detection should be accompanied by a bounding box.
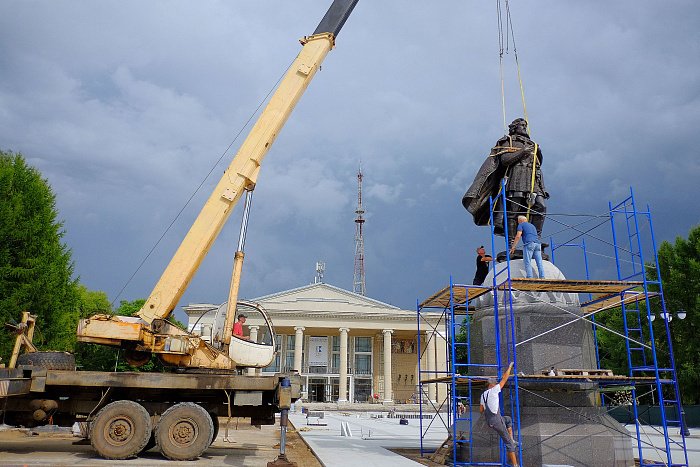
[209,412,220,445]
[155,403,213,460]
[16,351,76,370]
[90,400,151,459]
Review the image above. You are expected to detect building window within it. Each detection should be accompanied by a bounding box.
[355,336,372,352]
[308,377,327,402]
[331,336,340,373]
[330,377,339,400]
[354,336,372,375]
[354,378,372,402]
[264,335,282,373]
[284,335,295,371]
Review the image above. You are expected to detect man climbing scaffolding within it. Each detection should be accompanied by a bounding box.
[480,362,519,467]
[462,118,548,244]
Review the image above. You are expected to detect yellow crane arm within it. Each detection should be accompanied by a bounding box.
[138,35,329,322]
[136,0,359,323]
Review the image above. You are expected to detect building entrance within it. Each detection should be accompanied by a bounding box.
[308,378,326,402]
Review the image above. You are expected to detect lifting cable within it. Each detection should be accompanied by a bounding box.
[110,59,295,307]
[496,0,539,222]
[496,0,530,133]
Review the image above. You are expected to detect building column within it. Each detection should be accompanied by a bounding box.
[338,327,349,403]
[435,331,447,403]
[246,326,259,376]
[294,326,305,373]
[426,330,437,403]
[382,329,394,403]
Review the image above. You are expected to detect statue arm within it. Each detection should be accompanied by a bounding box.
[500,145,533,166]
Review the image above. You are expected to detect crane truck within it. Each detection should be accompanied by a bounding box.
[0,0,359,461]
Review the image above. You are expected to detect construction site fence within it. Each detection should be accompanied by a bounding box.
[608,405,700,428]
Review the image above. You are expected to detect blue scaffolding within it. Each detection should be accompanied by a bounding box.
[416,185,689,466]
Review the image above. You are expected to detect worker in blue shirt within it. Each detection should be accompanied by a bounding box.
[510,215,545,279]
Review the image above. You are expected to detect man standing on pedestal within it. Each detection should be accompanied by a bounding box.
[473,245,493,286]
[510,215,545,279]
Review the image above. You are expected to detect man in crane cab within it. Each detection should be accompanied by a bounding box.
[462,118,548,245]
[233,314,250,340]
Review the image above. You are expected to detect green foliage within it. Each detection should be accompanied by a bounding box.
[75,298,168,372]
[73,286,119,371]
[595,308,640,377]
[115,298,145,316]
[656,225,700,404]
[76,284,111,317]
[0,151,80,359]
[596,225,700,405]
[455,316,469,375]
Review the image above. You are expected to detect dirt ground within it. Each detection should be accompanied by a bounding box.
[0,418,321,467]
[389,448,447,466]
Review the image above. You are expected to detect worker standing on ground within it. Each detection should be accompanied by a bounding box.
[480,362,519,467]
[510,215,545,279]
[473,246,493,285]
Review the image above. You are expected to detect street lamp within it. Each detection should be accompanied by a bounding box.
[659,310,686,322]
[658,309,690,436]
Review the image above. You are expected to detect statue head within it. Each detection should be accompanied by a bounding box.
[508,118,529,137]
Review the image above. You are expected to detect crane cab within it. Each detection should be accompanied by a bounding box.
[210,300,276,369]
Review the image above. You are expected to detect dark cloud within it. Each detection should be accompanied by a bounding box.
[1,1,698,319]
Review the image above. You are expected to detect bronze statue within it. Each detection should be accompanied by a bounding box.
[462,118,548,243]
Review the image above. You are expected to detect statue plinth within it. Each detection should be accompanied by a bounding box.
[459,260,634,466]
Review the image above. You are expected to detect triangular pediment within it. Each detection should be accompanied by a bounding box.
[253,282,407,316]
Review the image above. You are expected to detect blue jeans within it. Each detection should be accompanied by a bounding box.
[523,241,545,278]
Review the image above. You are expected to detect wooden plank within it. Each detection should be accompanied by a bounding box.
[420,285,491,308]
[541,368,614,376]
[0,378,32,397]
[420,374,660,385]
[499,278,643,294]
[421,280,645,309]
[581,291,658,313]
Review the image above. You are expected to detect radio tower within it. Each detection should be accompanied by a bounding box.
[353,166,366,295]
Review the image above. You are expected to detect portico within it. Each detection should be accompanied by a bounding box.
[184,282,447,404]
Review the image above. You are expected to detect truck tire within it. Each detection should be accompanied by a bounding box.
[209,412,220,445]
[90,400,151,460]
[16,351,76,370]
[155,402,213,460]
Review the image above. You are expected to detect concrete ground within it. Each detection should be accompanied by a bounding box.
[289,408,700,467]
[1,411,698,466]
[0,418,320,466]
[288,410,447,467]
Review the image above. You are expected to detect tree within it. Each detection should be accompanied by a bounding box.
[0,151,80,359]
[596,225,700,405]
[656,225,700,404]
[73,286,119,371]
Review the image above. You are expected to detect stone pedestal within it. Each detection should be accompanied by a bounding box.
[463,260,634,466]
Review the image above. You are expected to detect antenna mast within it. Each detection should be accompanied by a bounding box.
[353,166,366,295]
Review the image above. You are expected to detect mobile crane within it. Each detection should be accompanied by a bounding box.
[0,1,359,461]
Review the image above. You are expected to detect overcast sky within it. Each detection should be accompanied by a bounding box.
[1,1,698,320]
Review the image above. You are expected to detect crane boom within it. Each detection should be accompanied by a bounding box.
[135,0,358,323]
[76,0,359,370]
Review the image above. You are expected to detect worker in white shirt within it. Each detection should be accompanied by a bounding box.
[480,362,519,466]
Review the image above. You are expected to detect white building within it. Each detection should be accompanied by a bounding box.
[184,283,447,404]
